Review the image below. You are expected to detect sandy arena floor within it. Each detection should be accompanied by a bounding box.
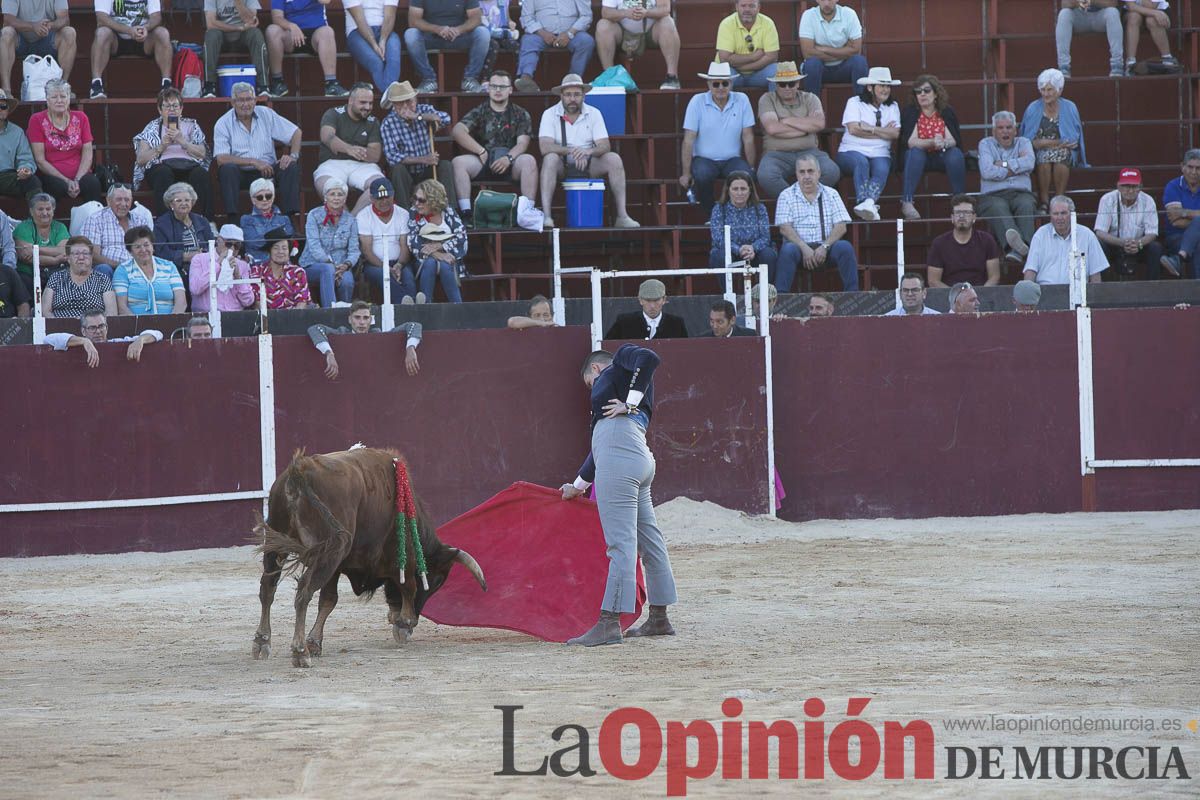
[1,501,1197,798]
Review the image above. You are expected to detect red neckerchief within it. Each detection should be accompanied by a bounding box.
[372,205,393,221]
[260,208,275,220]
[322,204,342,226]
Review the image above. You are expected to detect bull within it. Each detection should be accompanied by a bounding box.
[252,447,487,667]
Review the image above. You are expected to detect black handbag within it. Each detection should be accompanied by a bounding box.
[93,161,124,192]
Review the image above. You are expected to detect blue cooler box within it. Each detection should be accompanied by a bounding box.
[586,87,626,135]
[217,65,256,97]
[564,179,606,228]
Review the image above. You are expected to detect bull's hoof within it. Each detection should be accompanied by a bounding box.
[291,648,311,668]
[305,637,323,657]
[392,623,412,645]
[252,634,271,660]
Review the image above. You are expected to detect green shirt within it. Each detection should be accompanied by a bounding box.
[318,106,382,164]
[13,218,69,277]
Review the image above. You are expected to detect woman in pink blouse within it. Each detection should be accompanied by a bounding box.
[26,79,103,205]
[249,227,311,309]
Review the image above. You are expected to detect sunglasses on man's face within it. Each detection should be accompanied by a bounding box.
[776,81,799,88]
[710,81,730,88]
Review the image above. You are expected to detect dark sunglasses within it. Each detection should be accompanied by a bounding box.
[709,80,730,88]
[414,195,428,203]
[914,86,934,95]
[253,193,274,201]
[775,81,799,88]
[744,35,754,45]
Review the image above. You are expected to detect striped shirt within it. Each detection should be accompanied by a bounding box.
[212,107,300,167]
[774,182,850,244]
[112,257,184,314]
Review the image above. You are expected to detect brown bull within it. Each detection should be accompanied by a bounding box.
[252,447,486,668]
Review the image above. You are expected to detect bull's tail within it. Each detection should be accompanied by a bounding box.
[254,453,353,578]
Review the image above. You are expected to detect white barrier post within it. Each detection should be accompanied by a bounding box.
[723,224,737,304]
[258,328,276,518]
[895,219,905,311]
[589,267,602,350]
[1069,210,1088,309]
[552,228,565,326]
[31,244,45,345]
[759,264,775,515]
[258,278,268,335]
[381,247,395,332]
[742,272,756,331]
[207,239,221,338]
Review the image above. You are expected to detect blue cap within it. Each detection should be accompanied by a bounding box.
[369,177,394,199]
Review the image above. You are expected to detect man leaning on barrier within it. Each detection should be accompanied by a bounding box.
[44,311,162,368]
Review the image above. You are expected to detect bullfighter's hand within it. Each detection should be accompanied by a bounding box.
[405,346,419,376]
[126,337,145,362]
[602,398,630,418]
[324,351,339,379]
[83,339,99,368]
[560,483,584,500]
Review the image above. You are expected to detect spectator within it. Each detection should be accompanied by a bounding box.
[884,272,940,316]
[837,66,900,222]
[538,73,639,229]
[405,178,467,303]
[0,259,30,317]
[42,236,117,318]
[451,69,538,225]
[240,177,294,263]
[265,0,347,98]
[250,226,311,308]
[948,281,980,313]
[314,82,384,215]
[1020,68,1087,214]
[80,183,154,278]
[595,0,680,90]
[0,0,76,98]
[380,80,455,210]
[703,298,755,337]
[515,0,594,94]
[708,171,776,277]
[343,0,402,93]
[307,299,423,379]
[26,79,103,205]
[774,153,857,292]
[715,0,780,90]
[1122,0,1176,74]
[358,176,411,298]
[187,316,214,338]
[13,192,69,296]
[1094,167,1162,279]
[926,195,1001,288]
[189,224,256,312]
[0,90,39,200]
[480,0,519,52]
[808,292,835,317]
[301,178,359,306]
[212,82,302,223]
[1160,149,1200,278]
[1012,279,1041,312]
[90,0,172,99]
[977,110,1037,263]
[898,74,965,221]
[202,0,269,98]
[604,278,688,339]
[133,88,212,218]
[680,62,755,214]
[0,211,13,273]
[44,311,162,367]
[1022,195,1108,285]
[507,293,556,328]
[404,0,491,94]
[152,182,214,282]
[1056,0,1124,78]
[756,62,839,196]
[113,225,187,315]
[797,0,867,97]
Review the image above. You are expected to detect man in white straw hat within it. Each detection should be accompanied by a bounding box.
[797,0,868,97]
[757,60,839,196]
[379,79,455,210]
[537,73,639,229]
[715,0,780,90]
[681,60,755,213]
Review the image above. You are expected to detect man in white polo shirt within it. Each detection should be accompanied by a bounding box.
[537,72,639,229]
[797,0,868,97]
[1023,194,1108,285]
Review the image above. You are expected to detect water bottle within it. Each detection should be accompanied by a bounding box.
[686,186,698,205]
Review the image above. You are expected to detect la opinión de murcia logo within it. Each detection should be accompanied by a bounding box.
[496,700,1192,796]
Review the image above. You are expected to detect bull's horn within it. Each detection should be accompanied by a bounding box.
[454,549,487,592]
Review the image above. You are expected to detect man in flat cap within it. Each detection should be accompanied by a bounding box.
[604,277,689,339]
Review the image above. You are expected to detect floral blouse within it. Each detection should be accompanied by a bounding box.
[250,262,311,309]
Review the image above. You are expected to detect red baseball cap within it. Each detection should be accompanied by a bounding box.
[1117,168,1141,185]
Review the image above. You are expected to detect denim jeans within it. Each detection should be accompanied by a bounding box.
[776,240,858,292]
[304,262,355,307]
[347,26,402,91]
[835,150,891,204]
[409,256,463,303]
[691,156,753,213]
[403,27,491,81]
[757,149,841,197]
[731,61,777,90]
[1164,217,1200,263]
[517,31,595,77]
[363,265,405,299]
[901,146,966,202]
[801,54,868,97]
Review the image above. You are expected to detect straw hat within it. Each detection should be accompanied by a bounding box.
[767,62,805,83]
[552,74,592,94]
[697,61,735,81]
[0,88,19,108]
[857,67,902,86]
[419,222,454,242]
[381,80,417,109]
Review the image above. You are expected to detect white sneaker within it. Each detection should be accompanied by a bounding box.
[900,201,920,221]
[853,198,879,222]
[1005,228,1029,256]
[400,295,415,305]
[415,291,427,304]
[614,215,641,228]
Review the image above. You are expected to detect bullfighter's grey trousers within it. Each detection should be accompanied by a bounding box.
[593,415,678,614]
